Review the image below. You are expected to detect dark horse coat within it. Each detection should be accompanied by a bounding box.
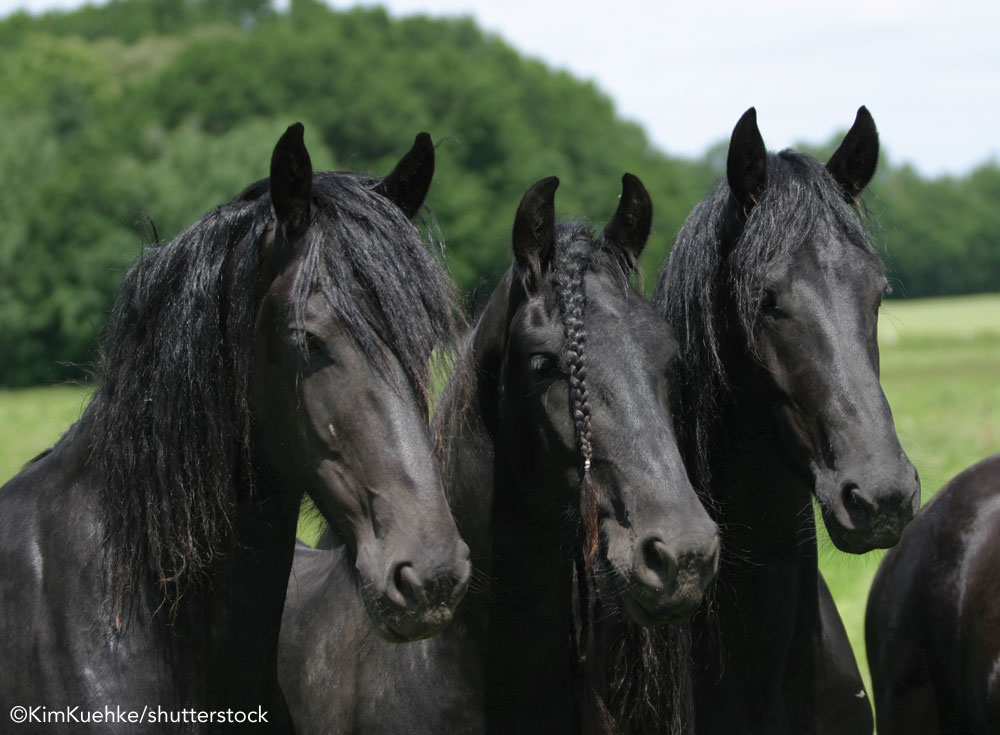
[867,452,1000,735]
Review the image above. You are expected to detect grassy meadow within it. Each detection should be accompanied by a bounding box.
[1,292,998,696]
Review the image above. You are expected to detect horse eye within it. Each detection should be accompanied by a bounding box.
[301,332,332,364]
[761,289,780,317]
[305,332,323,355]
[529,353,557,374]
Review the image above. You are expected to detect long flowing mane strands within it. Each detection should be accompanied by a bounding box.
[654,150,881,496]
[88,171,459,619]
[295,176,460,411]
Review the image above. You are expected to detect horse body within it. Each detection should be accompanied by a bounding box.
[596,107,919,735]
[867,453,1000,735]
[279,175,720,735]
[0,126,469,732]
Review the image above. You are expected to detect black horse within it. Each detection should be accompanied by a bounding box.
[278,174,721,735]
[596,107,920,734]
[867,452,1000,734]
[0,125,470,732]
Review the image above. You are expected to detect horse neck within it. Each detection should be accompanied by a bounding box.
[435,273,578,732]
[164,470,299,708]
[710,375,818,553]
[433,272,516,563]
[484,468,578,734]
[691,348,822,715]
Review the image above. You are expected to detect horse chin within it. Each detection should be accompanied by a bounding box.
[820,510,904,554]
[618,585,702,627]
[816,484,910,553]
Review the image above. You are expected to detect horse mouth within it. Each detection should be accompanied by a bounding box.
[360,557,471,643]
[821,507,909,553]
[619,585,702,627]
[818,487,917,553]
[371,603,458,643]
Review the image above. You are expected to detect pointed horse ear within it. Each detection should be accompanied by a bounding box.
[727,107,767,213]
[827,106,879,203]
[270,122,313,238]
[512,176,559,293]
[603,173,652,271]
[375,132,435,219]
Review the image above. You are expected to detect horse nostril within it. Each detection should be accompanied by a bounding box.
[388,563,427,610]
[843,483,878,517]
[640,538,676,588]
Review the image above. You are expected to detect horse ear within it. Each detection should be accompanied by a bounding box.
[727,107,767,212]
[270,122,313,237]
[375,132,435,219]
[827,106,879,202]
[603,173,652,271]
[512,176,559,292]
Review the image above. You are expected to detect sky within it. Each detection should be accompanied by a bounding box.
[2,0,998,177]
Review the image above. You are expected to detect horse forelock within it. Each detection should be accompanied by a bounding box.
[88,171,458,619]
[291,175,460,411]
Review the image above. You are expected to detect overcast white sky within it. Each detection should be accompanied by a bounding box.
[3,0,998,177]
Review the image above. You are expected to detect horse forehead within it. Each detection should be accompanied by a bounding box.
[581,267,631,317]
[771,232,882,291]
[584,286,671,361]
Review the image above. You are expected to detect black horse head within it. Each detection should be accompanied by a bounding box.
[91,125,469,640]
[495,175,719,623]
[253,125,470,640]
[657,107,919,553]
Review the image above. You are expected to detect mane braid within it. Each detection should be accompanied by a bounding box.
[552,224,599,564]
[87,172,459,622]
[552,223,615,735]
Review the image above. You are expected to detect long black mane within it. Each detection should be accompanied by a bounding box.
[653,150,881,498]
[85,172,458,618]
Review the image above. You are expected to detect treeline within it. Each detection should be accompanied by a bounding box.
[0,0,996,385]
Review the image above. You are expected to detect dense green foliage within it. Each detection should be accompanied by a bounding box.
[1,0,997,385]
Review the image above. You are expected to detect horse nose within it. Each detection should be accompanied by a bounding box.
[842,482,878,517]
[386,539,472,612]
[635,531,720,593]
[840,471,920,545]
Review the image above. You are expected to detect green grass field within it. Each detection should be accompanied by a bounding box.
[1,292,998,701]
